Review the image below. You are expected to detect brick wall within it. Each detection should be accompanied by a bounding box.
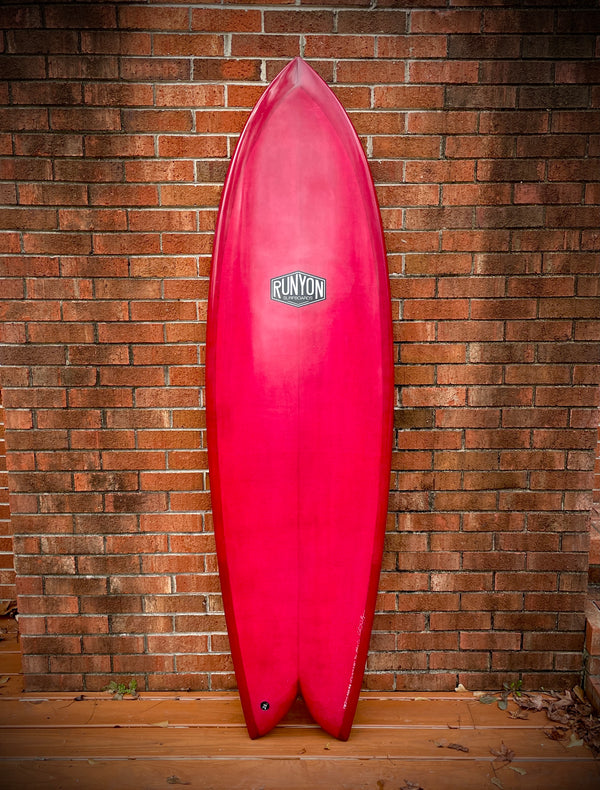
[1,1,599,693]
[594,430,600,505]
[0,392,15,603]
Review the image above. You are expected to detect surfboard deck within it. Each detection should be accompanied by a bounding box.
[206,58,393,740]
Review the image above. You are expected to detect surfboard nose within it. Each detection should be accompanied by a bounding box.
[280,56,318,88]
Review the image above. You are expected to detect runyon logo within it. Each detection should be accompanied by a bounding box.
[270,271,326,307]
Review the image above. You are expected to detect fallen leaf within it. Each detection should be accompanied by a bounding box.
[550,694,572,710]
[400,782,424,790]
[0,677,10,686]
[497,698,508,711]
[0,601,17,618]
[508,765,527,776]
[509,709,528,720]
[323,742,331,751]
[491,778,504,789]
[455,683,468,693]
[166,777,190,786]
[567,733,584,749]
[447,742,469,753]
[154,721,169,728]
[490,742,515,764]
[545,727,569,741]
[516,693,544,711]
[573,686,586,703]
[433,738,448,748]
[547,709,570,725]
[478,695,497,705]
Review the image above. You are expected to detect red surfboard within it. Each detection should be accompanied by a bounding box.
[206,58,393,740]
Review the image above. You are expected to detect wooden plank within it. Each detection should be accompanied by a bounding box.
[0,696,555,730]
[0,675,24,697]
[0,638,20,654]
[1,757,599,790]
[5,690,479,702]
[0,725,595,760]
[0,652,22,673]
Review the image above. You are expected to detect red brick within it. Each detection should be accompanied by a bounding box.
[120,56,190,82]
[80,30,151,55]
[410,61,478,85]
[192,8,261,32]
[338,10,407,34]
[377,35,446,59]
[153,34,223,57]
[155,84,224,109]
[119,6,188,30]
[492,652,553,671]
[408,111,478,135]
[304,35,374,59]
[374,85,444,109]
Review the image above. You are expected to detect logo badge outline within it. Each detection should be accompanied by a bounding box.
[270,271,326,308]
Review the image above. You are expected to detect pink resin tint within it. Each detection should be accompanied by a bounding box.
[206,58,393,740]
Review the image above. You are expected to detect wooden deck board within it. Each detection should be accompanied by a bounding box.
[2,757,600,790]
[0,618,598,789]
[0,722,596,761]
[0,696,557,729]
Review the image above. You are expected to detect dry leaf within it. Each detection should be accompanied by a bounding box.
[551,693,572,710]
[166,778,190,786]
[509,709,529,720]
[567,733,584,748]
[433,737,468,753]
[545,727,569,741]
[154,721,169,728]
[400,782,424,790]
[455,683,468,693]
[490,742,515,764]
[547,709,570,725]
[478,695,497,705]
[509,765,527,776]
[0,677,9,686]
[447,742,469,753]
[490,778,504,789]
[0,601,17,618]
[516,693,544,711]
